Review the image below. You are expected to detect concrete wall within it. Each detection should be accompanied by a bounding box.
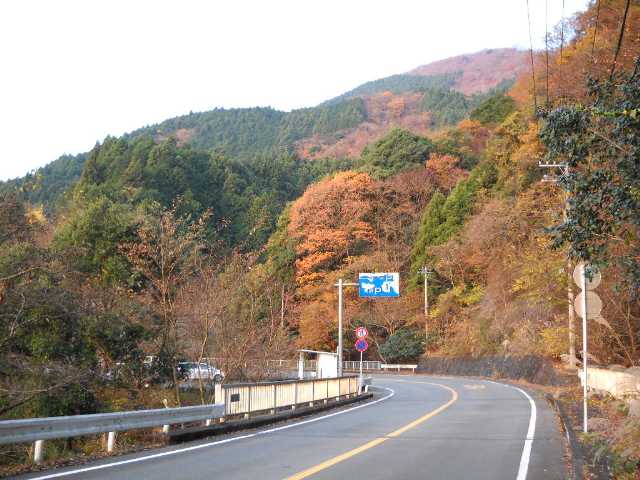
[580,367,640,398]
[417,355,575,386]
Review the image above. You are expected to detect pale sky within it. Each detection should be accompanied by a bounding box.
[0,0,589,180]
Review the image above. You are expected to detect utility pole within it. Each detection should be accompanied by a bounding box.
[418,266,433,342]
[280,283,285,328]
[335,279,358,377]
[540,162,577,369]
[337,279,343,377]
[564,194,577,369]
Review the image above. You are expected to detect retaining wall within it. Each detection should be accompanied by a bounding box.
[417,355,576,386]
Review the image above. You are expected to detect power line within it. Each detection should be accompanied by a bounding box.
[610,0,632,80]
[526,0,538,111]
[545,0,550,106]
[560,0,565,63]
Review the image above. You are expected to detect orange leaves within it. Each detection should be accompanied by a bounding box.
[289,171,377,290]
[425,153,468,192]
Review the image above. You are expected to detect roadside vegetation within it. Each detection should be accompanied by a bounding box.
[1,0,639,474]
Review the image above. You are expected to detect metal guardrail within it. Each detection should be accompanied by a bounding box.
[1,375,367,464]
[223,376,360,416]
[343,361,381,371]
[0,403,224,445]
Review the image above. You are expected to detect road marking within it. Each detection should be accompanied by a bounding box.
[463,384,486,390]
[482,379,537,480]
[512,386,537,480]
[382,376,537,480]
[284,382,458,480]
[26,388,395,480]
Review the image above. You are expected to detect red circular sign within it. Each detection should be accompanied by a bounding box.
[355,339,369,352]
[355,326,368,339]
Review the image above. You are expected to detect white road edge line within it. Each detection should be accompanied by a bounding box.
[26,387,395,480]
[483,379,537,480]
[511,385,537,480]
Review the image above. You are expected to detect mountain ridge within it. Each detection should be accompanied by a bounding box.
[1,48,527,208]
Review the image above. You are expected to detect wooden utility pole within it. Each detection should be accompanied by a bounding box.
[540,163,577,369]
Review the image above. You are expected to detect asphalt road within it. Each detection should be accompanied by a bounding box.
[18,375,567,480]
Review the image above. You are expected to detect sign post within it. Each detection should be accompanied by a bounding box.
[355,337,369,391]
[573,262,603,434]
[581,263,589,433]
[335,279,358,377]
[336,273,398,378]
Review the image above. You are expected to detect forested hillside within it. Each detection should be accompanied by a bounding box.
[0,49,525,211]
[2,0,640,471]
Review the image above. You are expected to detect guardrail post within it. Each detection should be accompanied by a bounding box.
[162,398,170,434]
[32,439,44,464]
[107,431,116,453]
[245,385,252,419]
[325,379,329,403]
[293,381,297,410]
[310,380,314,407]
[271,384,276,414]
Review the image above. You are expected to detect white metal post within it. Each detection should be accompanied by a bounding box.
[162,398,170,434]
[107,431,116,453]
[424,272,428,337]
[33,439,44,464]
[581,263,589,433]
[338,278,343,377]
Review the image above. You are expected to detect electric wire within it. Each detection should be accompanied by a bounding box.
[560,0,565,63]
[591,0,601,60]
[610,0,632,80]
[545,0,550,106]
[526,0,538,112]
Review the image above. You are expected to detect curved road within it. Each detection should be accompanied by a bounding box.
[19,375,567,480]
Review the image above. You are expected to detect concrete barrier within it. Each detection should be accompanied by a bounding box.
[223,376,359,416]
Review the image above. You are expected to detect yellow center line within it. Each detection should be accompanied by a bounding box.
[284,382,458,480]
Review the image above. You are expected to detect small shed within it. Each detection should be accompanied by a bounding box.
[297,349,339,379]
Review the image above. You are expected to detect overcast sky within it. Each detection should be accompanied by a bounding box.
[0,0,589,180]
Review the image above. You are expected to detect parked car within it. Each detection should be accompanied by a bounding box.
[177,362,224,382]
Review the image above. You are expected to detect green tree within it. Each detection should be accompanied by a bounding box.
[470,94,516,125]
[360,128,435,179]
[540,64,640,294]
[53,196,135,286]
[379,329,425,363]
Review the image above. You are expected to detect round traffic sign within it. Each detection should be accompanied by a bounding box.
[355,326,368,339]
[573,262,601,290]
[355,339,369,353]
[574,291,603,319]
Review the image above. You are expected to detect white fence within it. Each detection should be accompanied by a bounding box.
[381,364,417,372]
[580,367,640,398]
[343,361,381,371]
[223,376,359,416]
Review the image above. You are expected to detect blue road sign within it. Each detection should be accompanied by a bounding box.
[355,339,369,352]
[358,273,400,298]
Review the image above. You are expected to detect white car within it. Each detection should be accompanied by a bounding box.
[178,362,224,382]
